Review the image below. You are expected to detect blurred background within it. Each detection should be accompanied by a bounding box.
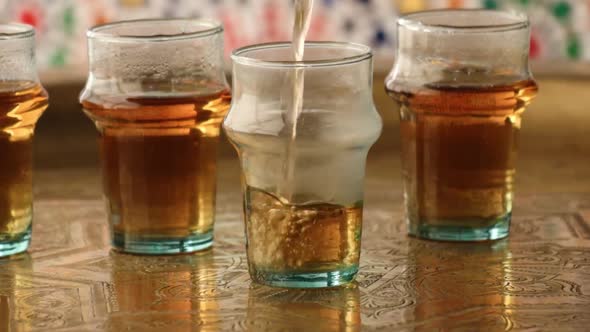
[3,0,590,76]
[0,0,587,199]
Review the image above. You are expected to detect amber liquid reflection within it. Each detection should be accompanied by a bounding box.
[0,253,32,332]
[107,251,219,331]
[246,283,361,331]
[408,239,510,330]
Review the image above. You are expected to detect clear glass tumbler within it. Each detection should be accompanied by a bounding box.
[0,24,48,258]
[224,42,382,288]
[385,10,538,241]
[80,19,230,254]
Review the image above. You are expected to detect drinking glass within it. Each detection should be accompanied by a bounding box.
[0,24,48,257]
[224,42,382,288]
[385,10,538,241]
[80,19,230,254]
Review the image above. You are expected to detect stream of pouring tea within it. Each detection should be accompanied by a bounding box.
[280,0,314,201]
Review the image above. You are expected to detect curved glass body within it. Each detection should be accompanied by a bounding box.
[224,42,382,287]
[386,10,538,241]
[0,24,48,257]
[80,19,230,254]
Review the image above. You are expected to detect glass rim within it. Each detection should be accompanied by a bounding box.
[231,41,373,68]
[0,23,35,40]
[398,9,529,33]
[87,18,223,42]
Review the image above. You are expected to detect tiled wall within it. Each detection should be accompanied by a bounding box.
[1,0,589,71]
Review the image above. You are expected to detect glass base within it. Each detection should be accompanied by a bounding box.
[408,213,511,242]
[0,226,31,258]
[250,265,358,288]
[112,230,213,255]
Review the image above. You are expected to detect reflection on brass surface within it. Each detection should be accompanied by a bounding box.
[0,253,32,332]
[246,284,360,331]
[0,188,590,330]
[106,251,220,331]
[409,240,510,330]
[0,295,7,332]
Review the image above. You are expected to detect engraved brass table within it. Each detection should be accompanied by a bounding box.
[2,75,590,331]
[1,153,589,331]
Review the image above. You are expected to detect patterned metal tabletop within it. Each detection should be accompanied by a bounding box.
[1,155,590,331]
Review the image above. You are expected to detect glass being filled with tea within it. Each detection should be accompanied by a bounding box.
[224,41,382,287]
[80,19,230,254]
[386,10,538,241]
[0,24,48,257]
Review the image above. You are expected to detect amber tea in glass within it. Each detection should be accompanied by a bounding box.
[245,187,363,275]
[80,19,230,254]
[386,10,537,241]
[0,25,48,257]
[224,41,382,287]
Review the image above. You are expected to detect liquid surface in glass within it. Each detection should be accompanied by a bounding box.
[245,186,362,274]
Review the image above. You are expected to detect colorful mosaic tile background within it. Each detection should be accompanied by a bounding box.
[1,0,589,71]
